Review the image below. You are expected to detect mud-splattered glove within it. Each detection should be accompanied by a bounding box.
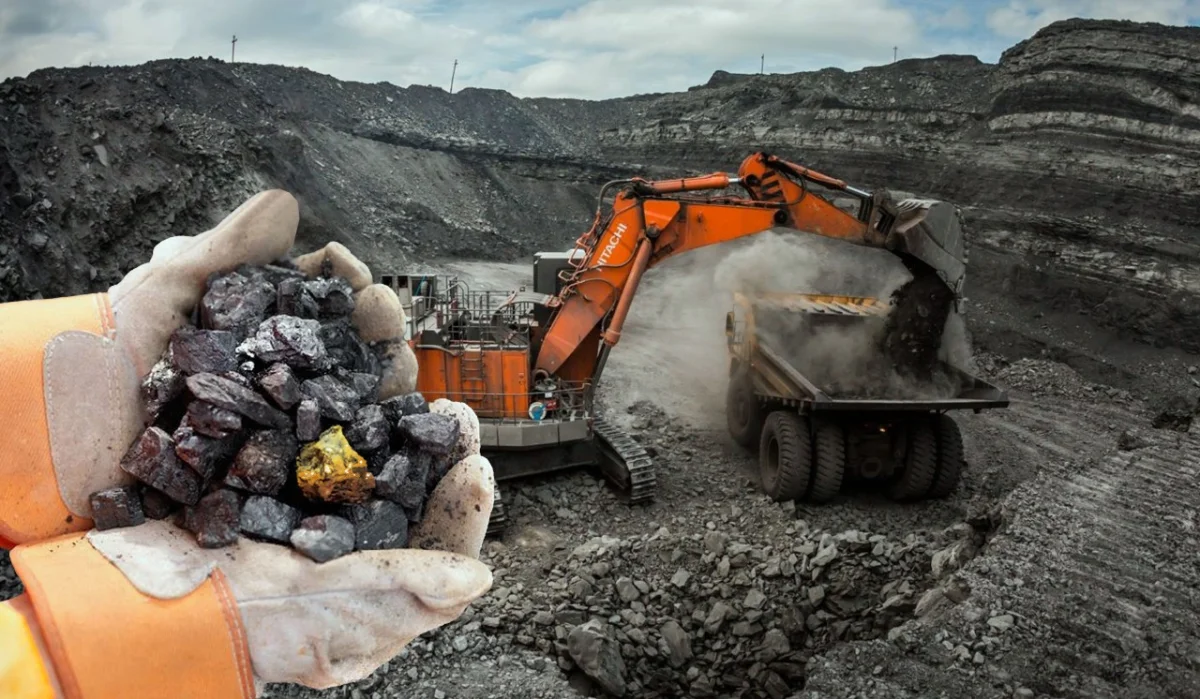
[0,190,494,698]
[0,190,421,544]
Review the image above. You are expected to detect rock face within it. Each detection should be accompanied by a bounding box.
[1,18,1197,365]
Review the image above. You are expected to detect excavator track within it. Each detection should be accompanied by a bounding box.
[592,417,656,505]
[486,485,508,537]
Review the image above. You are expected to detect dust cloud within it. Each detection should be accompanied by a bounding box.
[600,230,974,429]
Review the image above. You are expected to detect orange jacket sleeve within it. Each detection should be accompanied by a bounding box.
[0,598,56,699]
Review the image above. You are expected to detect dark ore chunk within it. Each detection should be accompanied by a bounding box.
[379,392,429,424]
[224,430,298,496]
[185,400,243,439]
[399,450,431,511]
[364,445,392,476]
[397,413,459,456]
[220,370,254,387]
[348,372,381,403]
[168,326,237,375]
[187,489,242,549]
[89,486,145,530]
[296,399,322,441]
[344,500,408,551]
[200,272,276,340]
[140,486,176,520]
[346,404,389,452]
[186,372,291,429]
[426,453,454,494]
[120,427,202,505]
[239,495,302,544]
[141,358,185,420]
[173,423,244,482]
[374,452,411,502]
[277,277,321,319]
[258,363,302,410]
[239,315,329,371]
[300,375,360,421]
[319,319,381,375]
[304,277,356,318]
[253,263,307,287]
[290,515,356,563]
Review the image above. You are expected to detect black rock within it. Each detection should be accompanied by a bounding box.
[347,372,381,404]
[380,392,429,424]
[185,372,291,429]
[251,263,307,287]
[186,489,242,549]
[319,320,381,375]
[185,400,243,439]
[200,272,276,340]
[120,426,202,505]
[304,277,356,318]
[89,486,145,530]
[140,486,176,520]
[397,413,459,456]
[258,363,302,410]
[277,277,320,320]
[346,404,389,452]
[300,375,361,421]
[141,358,185,420]
[290,515,356,563]
[374,452,411,502]
[344,500,409,550]
[224,430,298,496]
[238,315,329,371]
[401,450,432,511]
[239,495,302,544]
[173,423,244,483]
[168,326,237,375]
[295,399,322,442]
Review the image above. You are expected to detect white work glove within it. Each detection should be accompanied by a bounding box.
[42,189,493,692]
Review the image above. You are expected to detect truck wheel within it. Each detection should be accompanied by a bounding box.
[888,420,938,501]
[928,414,965,498]
[726,373,764,450]
[758,411,811,502]
[808,420,845,503]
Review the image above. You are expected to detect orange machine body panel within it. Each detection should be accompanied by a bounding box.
[413,344,531,420]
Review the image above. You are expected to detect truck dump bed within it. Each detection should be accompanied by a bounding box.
[731,292,1009,414]
[751,341,1010,413]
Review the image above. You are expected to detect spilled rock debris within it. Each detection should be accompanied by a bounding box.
[89,263,460,562]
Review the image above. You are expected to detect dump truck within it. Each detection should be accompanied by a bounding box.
[382,151,977,534]
[724,288,1009,503]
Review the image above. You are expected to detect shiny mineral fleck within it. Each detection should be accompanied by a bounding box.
[346,404,389,452]
[238,315,329,371]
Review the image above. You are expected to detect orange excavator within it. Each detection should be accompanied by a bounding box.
[383,152,967,534]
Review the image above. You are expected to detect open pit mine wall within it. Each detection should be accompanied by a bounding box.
[0,18,1197,351]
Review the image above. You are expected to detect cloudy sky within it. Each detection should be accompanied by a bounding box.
[1,0,1197,99]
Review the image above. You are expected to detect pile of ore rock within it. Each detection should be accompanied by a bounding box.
[88,261,459,563]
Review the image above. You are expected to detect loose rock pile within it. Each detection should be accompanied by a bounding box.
[395,508,944,699]
[89,263,458,562]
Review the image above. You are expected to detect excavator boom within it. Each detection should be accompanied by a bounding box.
[533,152,965,385]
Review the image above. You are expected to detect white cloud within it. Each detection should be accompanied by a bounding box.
[0,1,1197,98]
[987,0,1200,38]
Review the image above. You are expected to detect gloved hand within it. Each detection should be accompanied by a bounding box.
[2,190,494,696]
[40,191,422,533]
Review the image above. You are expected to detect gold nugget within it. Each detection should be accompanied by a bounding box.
[296,425,376,503]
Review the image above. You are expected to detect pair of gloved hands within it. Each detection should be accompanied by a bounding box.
[30,190,494,693]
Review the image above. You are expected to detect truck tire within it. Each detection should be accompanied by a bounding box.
[758,411,811,502]
[808,420,845,503]
[929,414,965,498]
[726,372,764,450]
[889,420,938,501]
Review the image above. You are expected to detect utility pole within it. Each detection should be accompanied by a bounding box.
[760,54,764,74]
[449,59,458,94]
[893,46,897,62]
[232,35,238,63]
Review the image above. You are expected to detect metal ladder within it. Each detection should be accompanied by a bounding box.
[460,346,489,412]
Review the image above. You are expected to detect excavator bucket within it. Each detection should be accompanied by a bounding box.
[877,196,968,307]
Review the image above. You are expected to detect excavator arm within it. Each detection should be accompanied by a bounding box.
[532,152,966,384]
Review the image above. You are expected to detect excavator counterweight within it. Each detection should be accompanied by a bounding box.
[382,152,970,535]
